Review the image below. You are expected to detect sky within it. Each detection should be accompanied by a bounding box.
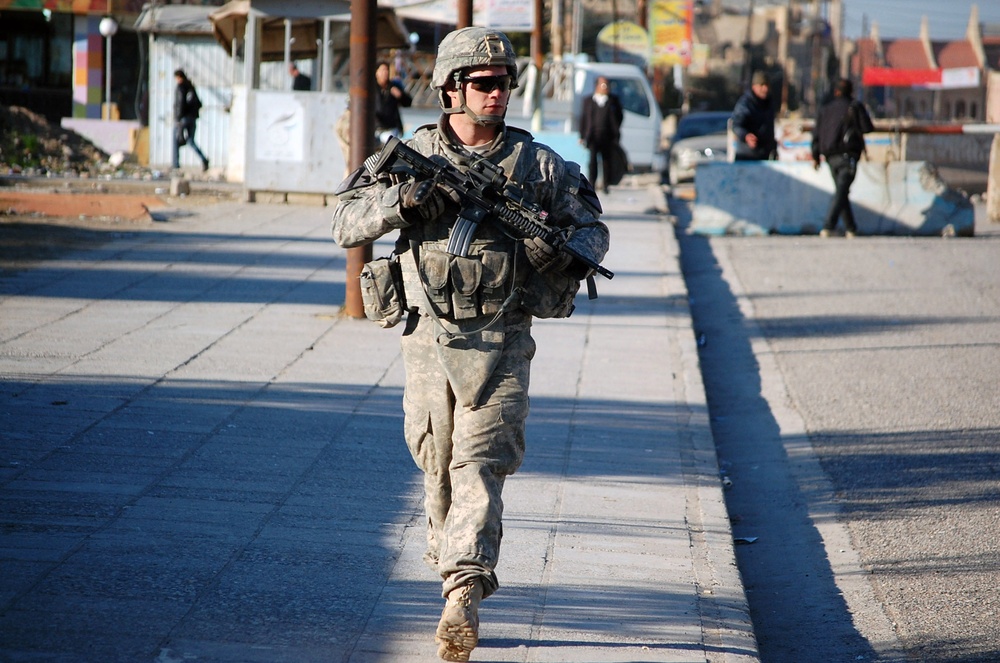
[838,0,1000,40]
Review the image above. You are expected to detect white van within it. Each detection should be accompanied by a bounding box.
[571,62,665,173]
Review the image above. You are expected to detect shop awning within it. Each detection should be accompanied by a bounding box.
[208,0,410,61]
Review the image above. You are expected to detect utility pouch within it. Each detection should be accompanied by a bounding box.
[360,255,407,328]
[450,256,482,320]
[418,248,452,317]
[518,245,580,319]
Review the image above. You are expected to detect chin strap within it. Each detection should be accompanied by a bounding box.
[439,72,505,127]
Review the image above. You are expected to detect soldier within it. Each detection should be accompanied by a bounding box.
[331,27,609,662]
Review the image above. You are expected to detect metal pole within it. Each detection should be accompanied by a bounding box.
[458,0,473,28]
[105,36,112,120]
[345,0,377,318]
[551,0,564,59]
[988,134,1000,223]
[284,19,292,70]
[322,19,332,92]
[531,0,544,131]
[572,0,582,57]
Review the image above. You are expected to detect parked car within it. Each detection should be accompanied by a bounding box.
[667,110,732,186]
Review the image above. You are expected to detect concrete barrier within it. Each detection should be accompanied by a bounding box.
[61,118,142,156]
[691,160,974,237]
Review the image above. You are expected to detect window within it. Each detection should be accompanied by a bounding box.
[608,78,650,117]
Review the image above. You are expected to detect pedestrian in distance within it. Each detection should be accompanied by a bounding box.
[374,60,413,146]
[172,69,209,172]
[331,26,609,662]
[579,75,625,192]
[732,70,777,160]
[812,78,874,237]
[289,62,311,91]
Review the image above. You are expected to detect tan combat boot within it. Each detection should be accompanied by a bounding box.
[435,579,483,661]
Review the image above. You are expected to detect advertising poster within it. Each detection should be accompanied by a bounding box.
[596,21,651,69]
[650,0,693,67]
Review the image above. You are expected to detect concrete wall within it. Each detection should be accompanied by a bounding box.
[243,90,349,195]
[61,118,142,156]
[691,161,974,237]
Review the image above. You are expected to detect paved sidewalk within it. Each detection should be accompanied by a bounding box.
[0,186,758,662]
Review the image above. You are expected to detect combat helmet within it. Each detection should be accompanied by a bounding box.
[431,27,519,125]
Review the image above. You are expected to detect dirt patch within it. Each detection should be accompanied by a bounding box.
[1,191,167,221]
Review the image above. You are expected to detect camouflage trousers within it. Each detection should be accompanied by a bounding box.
[400,311,534,599]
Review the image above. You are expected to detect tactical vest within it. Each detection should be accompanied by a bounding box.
[396,127,583,322]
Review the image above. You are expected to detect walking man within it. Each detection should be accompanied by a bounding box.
[374,61,413,146]
[812,78,874,237]
[172,69,209,172]
[579,75,624,192]
[331,27,609,661]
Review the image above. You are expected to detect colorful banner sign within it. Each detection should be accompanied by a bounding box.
[650,0,692,67]
[0,0,110,11]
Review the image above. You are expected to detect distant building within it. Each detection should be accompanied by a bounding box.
[846,7,998,121]
[0,0,227,124]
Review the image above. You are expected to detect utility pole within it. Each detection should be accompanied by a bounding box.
[458,0,473,28]
[531,0,544,131]
[344,0,377,319]
[552,0,564,59]
[742,0,755,86]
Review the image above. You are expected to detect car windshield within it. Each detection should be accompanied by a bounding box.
[674,114,731,141]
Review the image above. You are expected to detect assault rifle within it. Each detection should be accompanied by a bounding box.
[364,136,614,281]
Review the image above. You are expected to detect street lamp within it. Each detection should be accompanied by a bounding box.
[99,17,118,121]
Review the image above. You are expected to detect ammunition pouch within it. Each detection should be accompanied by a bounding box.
[360,255,407,328]
[405,242,512,321]
[400,240,579,321]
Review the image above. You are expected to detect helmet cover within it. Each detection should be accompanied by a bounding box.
[431,27,519,90]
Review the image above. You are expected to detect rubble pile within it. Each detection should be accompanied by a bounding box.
[0,105,107,176]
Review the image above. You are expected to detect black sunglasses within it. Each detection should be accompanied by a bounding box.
[460,75,513,93]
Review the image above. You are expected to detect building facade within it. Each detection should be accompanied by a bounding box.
[0,0,224,123]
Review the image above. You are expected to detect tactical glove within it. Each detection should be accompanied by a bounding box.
[524,236,572,274]
[400,179,445,222]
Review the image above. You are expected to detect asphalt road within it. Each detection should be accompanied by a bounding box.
[674,192,1000,662]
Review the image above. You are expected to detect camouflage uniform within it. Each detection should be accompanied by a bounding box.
[331,29,608,603]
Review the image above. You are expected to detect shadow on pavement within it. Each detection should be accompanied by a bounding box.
[672,196,884,663]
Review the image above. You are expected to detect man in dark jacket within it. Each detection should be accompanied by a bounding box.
[732,71,777,160]
[173,69,209,172]
[812,78,874,237]
[579,76,624,193]
[289,62,311,91]
[374,61,413,145]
